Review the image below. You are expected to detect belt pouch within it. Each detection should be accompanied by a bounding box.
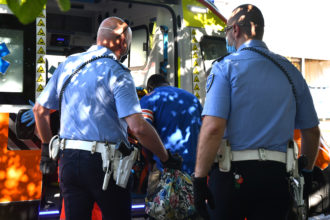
[218,140,231,172]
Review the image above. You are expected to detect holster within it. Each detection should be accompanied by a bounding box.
[49,135,60,161]
[215,140,231,172]
[287,140,306,211]
[101,142,138,189]
[115,147,138,188]
[286,140,299,176]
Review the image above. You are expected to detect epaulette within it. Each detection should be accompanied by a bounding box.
[212,53,230,65]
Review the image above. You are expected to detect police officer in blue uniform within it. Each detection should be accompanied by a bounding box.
[140,74,203,175]
[33,17,181,220]
[193,5,320,220]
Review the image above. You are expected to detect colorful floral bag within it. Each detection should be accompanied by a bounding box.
[145,168,196,220]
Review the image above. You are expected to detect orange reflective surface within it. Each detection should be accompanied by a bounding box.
[0,113,42,202]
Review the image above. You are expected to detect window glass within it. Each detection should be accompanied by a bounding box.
[0,29,24,92]
[45,54,66,79]
[200,36,227,76]
[0,13,36,106]
[200,36,227,61]
[129,28,147,68]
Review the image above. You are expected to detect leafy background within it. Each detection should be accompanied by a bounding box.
[6,0,70,24]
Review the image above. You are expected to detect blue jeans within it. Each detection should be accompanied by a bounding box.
[59,149,131,220]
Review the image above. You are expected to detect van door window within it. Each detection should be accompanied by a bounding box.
[127,26,148,68]
[200,36,227,75]
[45,54,66,80]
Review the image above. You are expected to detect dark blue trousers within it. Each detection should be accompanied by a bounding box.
[208,160,292,220]
[59,149,131,220]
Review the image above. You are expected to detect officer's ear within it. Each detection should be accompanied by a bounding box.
[121,36,127,48]
[233,23,241,38]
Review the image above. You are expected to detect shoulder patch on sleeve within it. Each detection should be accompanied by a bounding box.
[206,73,214,93]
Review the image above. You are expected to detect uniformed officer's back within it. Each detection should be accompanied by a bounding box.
[193,4,320,220]
[34,16,181,220]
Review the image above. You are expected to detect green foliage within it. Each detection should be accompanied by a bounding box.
[6,0,71,25]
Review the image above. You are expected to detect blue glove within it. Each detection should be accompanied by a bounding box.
[21,100,35,127]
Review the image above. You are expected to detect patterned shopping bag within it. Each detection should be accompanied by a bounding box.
[145,168,196,220]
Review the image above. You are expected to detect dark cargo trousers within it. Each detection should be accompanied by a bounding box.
[59,149,131,220]
[208,160,292,220]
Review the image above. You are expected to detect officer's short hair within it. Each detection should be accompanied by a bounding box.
[230,4,264,40]
[146,74,169,92]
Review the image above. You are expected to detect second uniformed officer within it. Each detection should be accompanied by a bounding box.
[193,4,320,220]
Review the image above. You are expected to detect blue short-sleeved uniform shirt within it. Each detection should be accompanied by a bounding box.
[203,40,319,152]
[37,45,141,144]
[140,86,203,174]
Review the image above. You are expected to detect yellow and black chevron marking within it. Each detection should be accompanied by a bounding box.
[36,9,46,98]
[191,28,201,99]
[37,56,45,64]
[37,19,45,27]
[36,84,44,92]
[37,74,44,82]
[37,28,46,36]
[37,37,45,45]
